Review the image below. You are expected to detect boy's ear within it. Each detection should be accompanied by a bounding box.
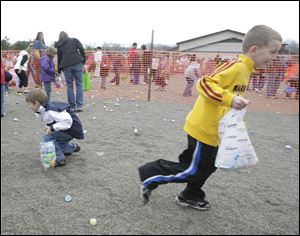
[33,100,40,105]
[249,45,257,54]
[248,45,258,57]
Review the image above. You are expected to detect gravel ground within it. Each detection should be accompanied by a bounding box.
[1,89,299,235]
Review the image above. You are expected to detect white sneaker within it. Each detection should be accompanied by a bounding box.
[140,185,152,204]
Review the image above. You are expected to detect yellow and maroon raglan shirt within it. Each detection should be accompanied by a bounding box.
[183,54,255,147]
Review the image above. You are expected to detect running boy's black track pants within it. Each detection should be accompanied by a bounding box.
[138,135,218,201]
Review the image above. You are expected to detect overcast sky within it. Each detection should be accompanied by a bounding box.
[1,1,299,47]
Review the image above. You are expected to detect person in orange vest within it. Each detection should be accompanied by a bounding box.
[284,62,299,99]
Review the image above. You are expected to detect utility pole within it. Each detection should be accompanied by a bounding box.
[147,30,154,102]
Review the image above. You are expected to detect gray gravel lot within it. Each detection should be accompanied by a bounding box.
[1,92,299,235]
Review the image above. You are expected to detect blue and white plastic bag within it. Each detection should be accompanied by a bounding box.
[40,141,56,170]
[215,108,258,170]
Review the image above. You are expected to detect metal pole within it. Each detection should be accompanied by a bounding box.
[148,30,154,102]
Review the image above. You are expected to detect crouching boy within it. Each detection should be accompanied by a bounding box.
[26,88,84,167]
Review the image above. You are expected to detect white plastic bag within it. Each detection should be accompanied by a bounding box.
[40,141,56,170]
[54,74,64,89]
[215,108,258,170]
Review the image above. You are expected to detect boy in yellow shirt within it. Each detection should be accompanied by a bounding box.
[138,25,282,210]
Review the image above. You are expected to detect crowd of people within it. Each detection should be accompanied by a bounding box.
[1,32,299,119]
[1,31,298,114]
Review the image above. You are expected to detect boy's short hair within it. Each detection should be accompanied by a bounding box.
[46,47,57,56]
[242,25,282,53]
[132,42,137,47]
[26,88,48,104]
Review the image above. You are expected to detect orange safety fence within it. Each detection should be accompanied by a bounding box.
[1,50,299,114]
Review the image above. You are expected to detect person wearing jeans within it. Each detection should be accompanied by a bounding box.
[0,83,5,117]
[63,63,83,110]
[1,61,5,117]
[41,47,57,101]
[26,88,84,167]
[44,131,77,163]
[55,31,86,112]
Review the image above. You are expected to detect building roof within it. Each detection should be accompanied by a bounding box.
[180,38,243,52]
[176,29,245,45]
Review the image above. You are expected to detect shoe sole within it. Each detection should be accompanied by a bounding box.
[140,185,149,204]
[175,196,210,211]
[54,164,66,168]
[74,146,81,152]
[54,161,67,168]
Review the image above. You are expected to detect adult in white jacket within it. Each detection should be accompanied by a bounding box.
[14,43,33,94]
[94,46,102,77]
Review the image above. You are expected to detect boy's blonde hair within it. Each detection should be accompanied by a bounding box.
[26,88,48,104]
[46,47,57,56]
[242,25,282,53]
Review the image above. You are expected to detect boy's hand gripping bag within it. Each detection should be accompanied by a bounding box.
[40,141,56,170]
[215,108,258,170]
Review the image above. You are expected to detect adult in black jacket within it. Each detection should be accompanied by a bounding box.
[55,31,86,112]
